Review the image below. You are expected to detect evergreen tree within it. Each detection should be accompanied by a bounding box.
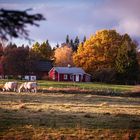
[74,36,80,52]
[115,42,128,74]
[32,40,52,60]
[115,34,139,84]
[83,36,86,43]
[70,39,74,51]
[66,35,70,44]
[56,43,59,48]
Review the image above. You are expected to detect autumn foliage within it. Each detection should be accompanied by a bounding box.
[0,41,53,78]
[54,45,74,66]
[0,29,139,84]
[73,30,139,84]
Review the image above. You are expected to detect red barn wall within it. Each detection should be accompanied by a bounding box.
[49,68,91,82]
[49,68,59,81]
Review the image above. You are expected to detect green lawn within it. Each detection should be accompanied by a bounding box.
[0,79,136,93]
[38,80,134,92]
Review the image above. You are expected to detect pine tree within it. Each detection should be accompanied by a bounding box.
[83,36,86,43]
[115,34,139,84]
[74,36,80,52]
[56,43,59,48]
[70,39,74,51]
[32,40,52,60]
[115,42,128,74]
[66,35,70,44]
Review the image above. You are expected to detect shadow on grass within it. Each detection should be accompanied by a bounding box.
[0,91,140,140]
[37,88,140,98]
[0,92,140,106]
[0,106,140,132]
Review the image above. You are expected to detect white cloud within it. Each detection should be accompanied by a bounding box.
[116,18,140,37]
[105,0,140,35]
[0,0,140,46]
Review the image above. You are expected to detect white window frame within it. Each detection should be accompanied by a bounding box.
[30,76,36,81]
[70,75,73,80]
[64,74,68,80]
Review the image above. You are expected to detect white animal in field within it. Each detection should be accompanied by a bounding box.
[3,81,18,92]
[18,82,37,93]
[18,82,27,93]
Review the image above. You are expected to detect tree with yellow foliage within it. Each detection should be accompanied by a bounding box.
[73,30,121,73]
[54,45,74,66]
[73,29,139,83]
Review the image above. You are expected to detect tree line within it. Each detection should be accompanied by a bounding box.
[0,29,140,84]
[0,41,52,78]
[55,30,140,84]
[73,30,139,84]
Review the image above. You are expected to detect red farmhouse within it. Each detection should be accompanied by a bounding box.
[49,67,91,82]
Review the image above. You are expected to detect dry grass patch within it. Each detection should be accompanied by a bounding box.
[99,102,109,107]
[0,126,140,140]
[17,103,27,109]
[0,91,140,139]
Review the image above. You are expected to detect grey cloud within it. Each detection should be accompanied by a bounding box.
[0,0,140,46]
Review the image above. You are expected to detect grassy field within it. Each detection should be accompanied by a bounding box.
[0,79,137,93]
[0,80,140,139]
[38,80,135,92]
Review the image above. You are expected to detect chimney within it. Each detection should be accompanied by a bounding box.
[68,64,71,68]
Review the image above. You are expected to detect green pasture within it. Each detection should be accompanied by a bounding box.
[0,79,135,93]
[38,80,134,92]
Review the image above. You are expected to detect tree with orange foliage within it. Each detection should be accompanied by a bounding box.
[73,30,121,73]
[54,45,74,66]
[73,29,139,83]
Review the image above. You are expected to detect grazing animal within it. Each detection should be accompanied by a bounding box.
[18,82,37,93]
[3,81,18,92]
[18,82,27,93]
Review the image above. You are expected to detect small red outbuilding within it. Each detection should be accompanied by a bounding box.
[49,67,91,82]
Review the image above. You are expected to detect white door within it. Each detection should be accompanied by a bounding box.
[76,75,79,82]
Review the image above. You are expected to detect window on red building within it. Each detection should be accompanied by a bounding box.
[64,74,67,80]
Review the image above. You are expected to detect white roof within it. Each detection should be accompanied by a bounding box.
[54,67,86,74]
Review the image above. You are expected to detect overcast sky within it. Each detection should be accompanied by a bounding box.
[0,0,140,47]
